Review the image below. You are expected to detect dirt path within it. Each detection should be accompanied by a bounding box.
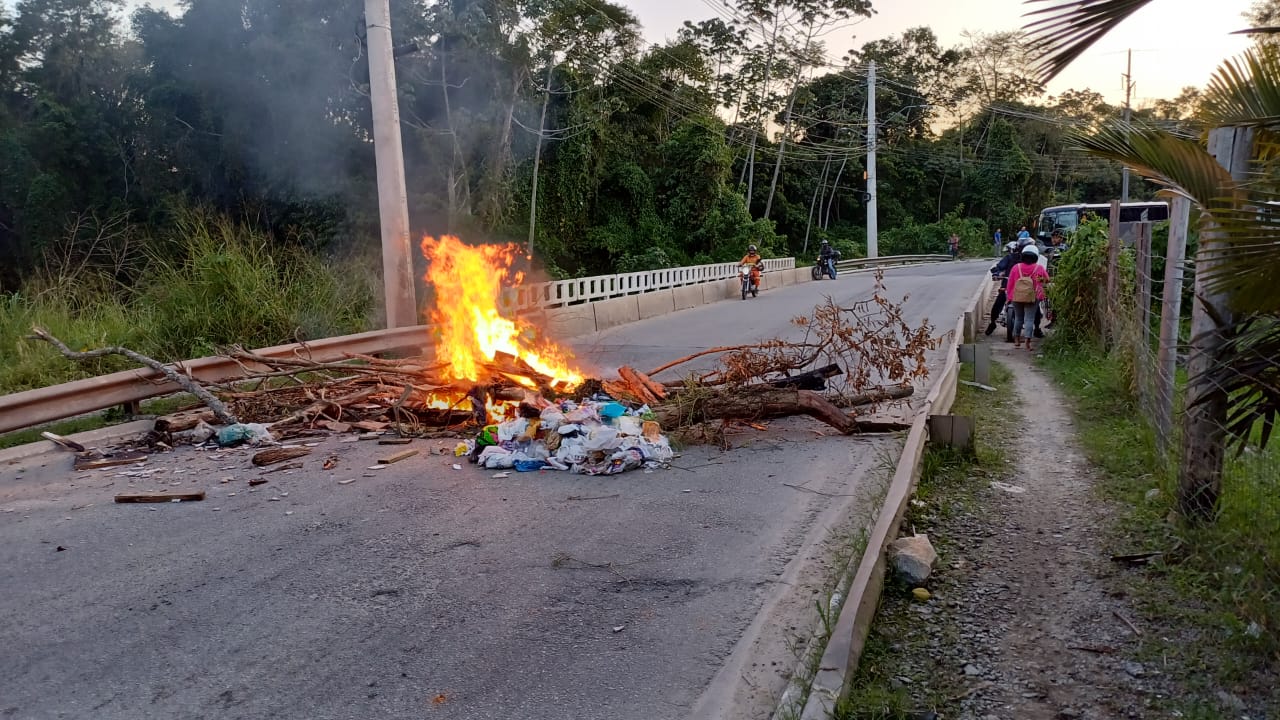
[942,344,1167,719]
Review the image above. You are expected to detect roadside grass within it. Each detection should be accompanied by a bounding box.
[0,211,375,396]
[1039,341,1279,714]
[833,362,1020,719]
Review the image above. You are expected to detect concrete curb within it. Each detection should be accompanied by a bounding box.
[785,272,989,720]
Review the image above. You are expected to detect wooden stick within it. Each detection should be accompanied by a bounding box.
[1113,609,1142,636]
[378,449,419,464]
[646,345,761,378]
[115,491,205,503]
[41,432,86,453]
[653,387,858,434]
[28,326,237,425]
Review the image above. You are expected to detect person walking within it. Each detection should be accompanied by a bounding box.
[948,233,960,260]
[1006,243,1049,351]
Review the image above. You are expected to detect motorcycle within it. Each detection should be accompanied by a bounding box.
[740,262,762,299]
[811,251,840,280]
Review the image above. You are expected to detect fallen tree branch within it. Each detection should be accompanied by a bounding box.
[654,386,857,434]
[28,326,237,425]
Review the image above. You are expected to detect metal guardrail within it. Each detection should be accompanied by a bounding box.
[0,326,435,435]
[833,254,952,271]
[501,257,795,311]
[1,258,798,435]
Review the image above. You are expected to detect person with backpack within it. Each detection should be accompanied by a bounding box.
[1006,243,1049,351]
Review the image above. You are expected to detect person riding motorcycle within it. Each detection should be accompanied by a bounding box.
[985,241,1019,336]
[818,239,839,277]
[741,244,764,287]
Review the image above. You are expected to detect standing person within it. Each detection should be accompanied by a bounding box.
[993,228,1003,256]
[948,233,960,260]
[1006,243,1049,351]
[1017,225,1031,243]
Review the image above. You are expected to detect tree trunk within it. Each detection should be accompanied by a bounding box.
[1178,126,1253,521]
[654,386,857,434]
[803,154,831,256]
[823,154,849,230]
[764,41,812,219]
[528,62,554,258]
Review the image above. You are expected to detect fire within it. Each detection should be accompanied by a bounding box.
[421,235,584,390]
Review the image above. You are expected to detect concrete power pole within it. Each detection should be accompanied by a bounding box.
[866,61,878,259]
[365,0,417,329]
[1120,49,1133,202]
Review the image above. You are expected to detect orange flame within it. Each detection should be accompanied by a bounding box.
[421,235,584,389]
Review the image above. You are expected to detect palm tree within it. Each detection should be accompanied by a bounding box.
[1022,0,1280,519]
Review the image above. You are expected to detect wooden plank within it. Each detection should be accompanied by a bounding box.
[378,449,419,464]
[251,447,312,467]
[377,438,412,445]
[115,491,205,503]
[74,451,148,471]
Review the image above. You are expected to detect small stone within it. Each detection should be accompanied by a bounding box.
[1121,661,1145,678]
[964,664,982,676]
[1144,488,1162,502]
[912,588,931,601]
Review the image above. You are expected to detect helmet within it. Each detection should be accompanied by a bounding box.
[748,245,757,252]
[1021,244,1040,259]
[820,239,829,245]
[1005,241,1018,252]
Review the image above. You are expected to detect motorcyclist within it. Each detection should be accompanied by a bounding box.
[740,244,764,288]
[818,240,839,278]
[985,241,1019,336]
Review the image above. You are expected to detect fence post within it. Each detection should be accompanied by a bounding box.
[1135,221,1152,407]
[1179,127,1253,520]
[1155,196,1190,451]
[1106,200,1121,347]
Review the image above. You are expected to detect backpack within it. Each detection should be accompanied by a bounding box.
[1012,267,1037,303]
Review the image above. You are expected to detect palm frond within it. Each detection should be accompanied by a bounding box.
[1214,313,1280,452]
[1022,0,1154,83]
[1202,48,1280,128]
[1072,124,1280,313]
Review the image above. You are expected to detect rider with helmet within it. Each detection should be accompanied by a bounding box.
[741,244,764,287]
[985,241,1020,336]
[818,239,839,278]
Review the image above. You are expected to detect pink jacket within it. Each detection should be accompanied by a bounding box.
[1006,261,1049,301]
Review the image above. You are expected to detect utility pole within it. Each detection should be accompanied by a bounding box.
[1121,49,1133,202]
[1179,126,1253,520]
[866,61,878,259]
[528,61,554,260]
[365,0,417,328]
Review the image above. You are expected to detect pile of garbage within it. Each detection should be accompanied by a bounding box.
[457,397,675,476]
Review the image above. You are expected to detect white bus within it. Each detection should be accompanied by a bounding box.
[1035,201,1170,243]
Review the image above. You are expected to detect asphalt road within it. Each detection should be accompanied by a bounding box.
[0,261,985,720]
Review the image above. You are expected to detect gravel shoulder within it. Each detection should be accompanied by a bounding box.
[838,345,1196,720]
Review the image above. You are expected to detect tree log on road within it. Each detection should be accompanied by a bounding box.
[653,386,858,434]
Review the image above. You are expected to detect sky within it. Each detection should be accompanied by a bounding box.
[616,0,1257,107]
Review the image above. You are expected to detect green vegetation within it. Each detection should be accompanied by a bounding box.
[835,362,1019,719]
[0,212,375,395]
[1040,342,1279,709]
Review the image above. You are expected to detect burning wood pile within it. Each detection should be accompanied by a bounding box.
[28,236,940,476]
